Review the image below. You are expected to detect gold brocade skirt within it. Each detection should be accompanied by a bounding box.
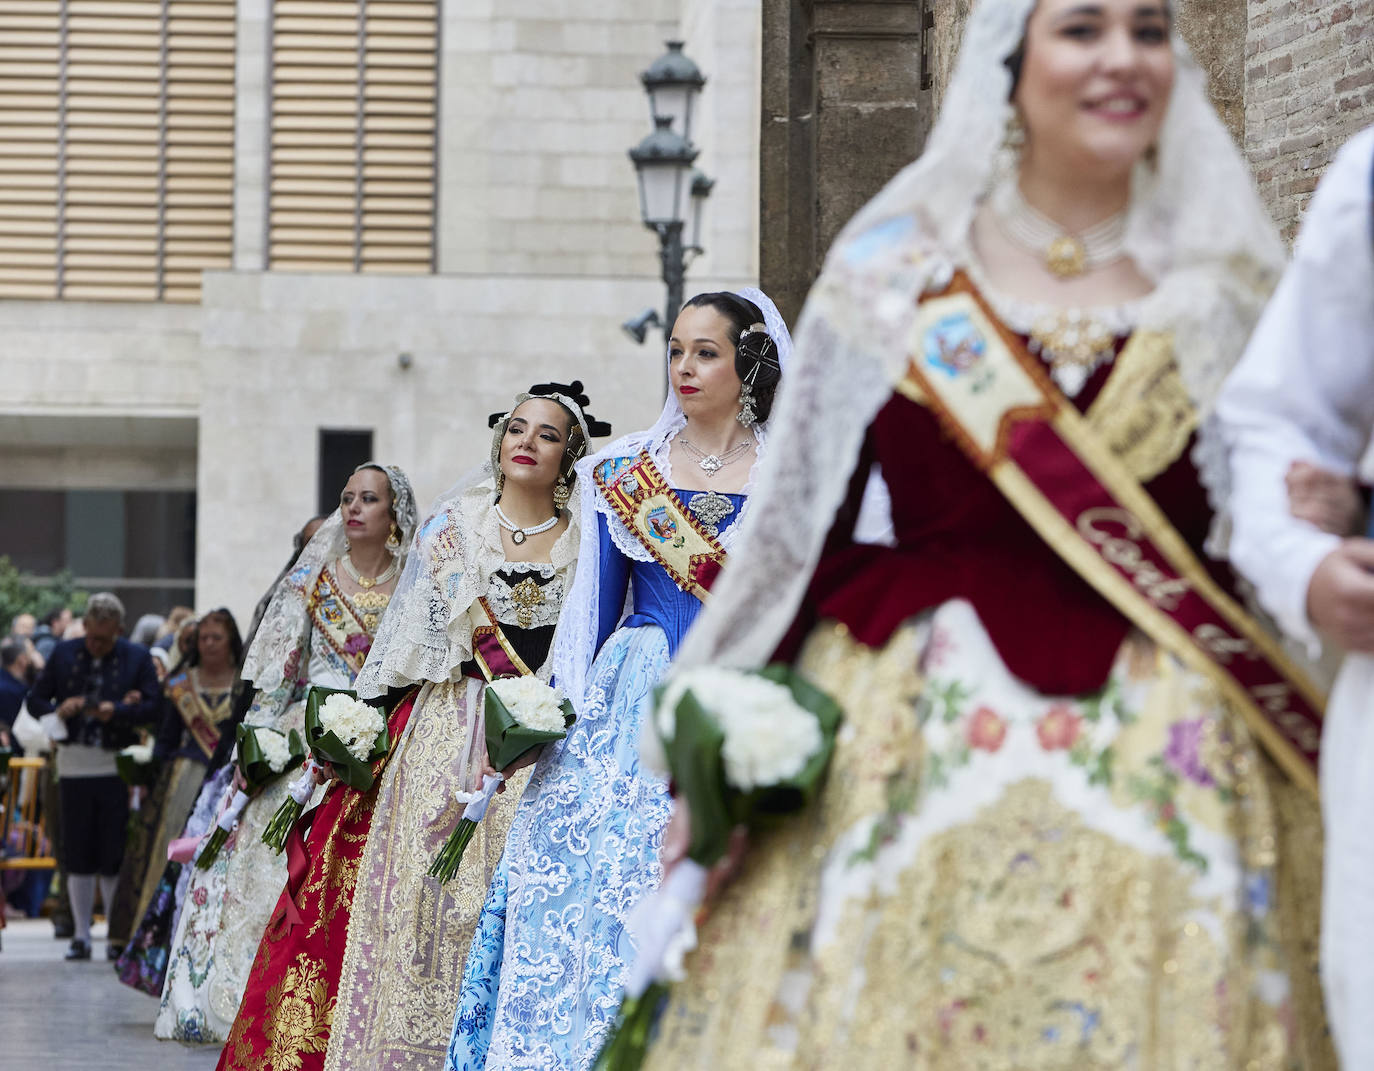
[644,599,1332,1071]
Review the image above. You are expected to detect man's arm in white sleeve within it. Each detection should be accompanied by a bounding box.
[1219,127,1374,653]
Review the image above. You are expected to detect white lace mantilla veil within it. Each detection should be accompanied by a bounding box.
[240,463,418,693]
[549,286,794,709]
[353,393,595,698]
[672,0,1287,676]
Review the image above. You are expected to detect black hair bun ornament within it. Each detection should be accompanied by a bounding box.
[737,324,780,374]
[487,380,613,438]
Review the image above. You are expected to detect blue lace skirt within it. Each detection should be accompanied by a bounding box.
[448,624,675,1071]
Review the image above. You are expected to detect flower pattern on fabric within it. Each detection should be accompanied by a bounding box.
[643,601,1306,1070]
[448,626,674,1071]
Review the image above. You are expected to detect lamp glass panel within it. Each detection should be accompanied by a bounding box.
[636,161,688,226]
[648,84,694,141]
[689,183,707,250]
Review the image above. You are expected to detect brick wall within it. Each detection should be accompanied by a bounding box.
[1246,0,1374,241]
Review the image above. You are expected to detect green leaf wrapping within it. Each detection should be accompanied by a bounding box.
[658,665,844,869]
[303,686,390,791]
[484,689,574,772]
[237,723,306,793]
[115,750,158,788]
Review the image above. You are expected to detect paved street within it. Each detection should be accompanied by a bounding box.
[0,918,220,1070]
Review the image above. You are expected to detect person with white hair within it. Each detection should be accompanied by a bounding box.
[26,591,159,961]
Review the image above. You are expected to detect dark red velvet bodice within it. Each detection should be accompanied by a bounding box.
[803,352,1231,696]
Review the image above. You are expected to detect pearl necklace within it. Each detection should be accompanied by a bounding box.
[495,503,558,545]
[992,179,1127,279]
[341,551,399,590]
[679,436,752,478]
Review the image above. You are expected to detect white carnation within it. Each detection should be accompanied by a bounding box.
[120,742,154,765]
[254,727,293,773]
[657,668,823,791]
[489,676,567,732]
[318,693,386,763]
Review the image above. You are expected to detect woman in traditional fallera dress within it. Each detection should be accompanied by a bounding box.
[114,608,243,994]
[639,2,1334,1068]
[448,291,791,1071]
[219,384,608,1071]
[155,463,417,1044]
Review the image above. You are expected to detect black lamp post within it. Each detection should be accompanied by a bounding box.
[626,41,710,362]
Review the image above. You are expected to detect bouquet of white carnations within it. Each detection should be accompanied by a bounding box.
[116,740,158,788]
[262,686,389,852]
[196,723,303,868]
[426,675,575,883]
[591,665,842,1071]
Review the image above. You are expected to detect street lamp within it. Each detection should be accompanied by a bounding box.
[627,41,710,364]
[687,168,715,256]
[640,40,706,143]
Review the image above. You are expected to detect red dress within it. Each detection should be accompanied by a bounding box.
[217,688,417,1071]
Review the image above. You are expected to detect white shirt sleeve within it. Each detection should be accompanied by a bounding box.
[1218,126,1374,654]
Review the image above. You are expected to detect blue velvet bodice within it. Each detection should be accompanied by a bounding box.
[593,489,746,658]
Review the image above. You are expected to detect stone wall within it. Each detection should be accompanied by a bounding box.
[763,0,1374,301]
[760,0,933,325]
[1246,0,1374,241]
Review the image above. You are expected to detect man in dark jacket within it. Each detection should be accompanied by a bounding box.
[26,592,159,960]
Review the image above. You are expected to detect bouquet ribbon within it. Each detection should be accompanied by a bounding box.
[270,759,326,937]
[623,859,707,999]
[217,789,251,834]
[167,836,200,864]
[457,773,504,823]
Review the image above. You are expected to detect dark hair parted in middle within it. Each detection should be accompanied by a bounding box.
[189,607,245,669]
[682,292,783,424]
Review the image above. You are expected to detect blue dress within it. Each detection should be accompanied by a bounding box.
[447,489,746,1071]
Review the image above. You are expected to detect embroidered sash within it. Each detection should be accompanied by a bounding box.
[165,672,231,760]
[471,597,534,681]
[309,568,381,674]
[902,273,1324,795]
[594,451,728,601]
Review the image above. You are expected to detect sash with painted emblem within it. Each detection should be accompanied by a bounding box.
[594,451,727,602]
[901,272,1324,795]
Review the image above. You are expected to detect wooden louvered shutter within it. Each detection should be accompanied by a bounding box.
[269,0,436,273]
[0,0,62,298]
[63,0,166,301]
[0,0,234,303]
[163,0,236,302]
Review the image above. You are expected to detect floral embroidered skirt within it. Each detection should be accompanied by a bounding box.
[644,599,1332,1071]
[447,625,674,1071]
[322,677,529,1071]
[156,702,319,1044]
[218,688,418,1071]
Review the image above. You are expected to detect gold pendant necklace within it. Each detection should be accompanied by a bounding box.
[342,551,399,590]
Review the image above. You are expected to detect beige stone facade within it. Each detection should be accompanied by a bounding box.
[0,0,761,622]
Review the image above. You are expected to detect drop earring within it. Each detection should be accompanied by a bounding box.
[737,383,757,427]
[553,474,571,512]
[385,523,401,554]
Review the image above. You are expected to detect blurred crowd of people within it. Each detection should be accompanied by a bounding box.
[0,597,230,953]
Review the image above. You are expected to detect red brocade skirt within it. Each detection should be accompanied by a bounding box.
[217,688,418,1071]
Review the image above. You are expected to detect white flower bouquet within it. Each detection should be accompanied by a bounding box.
[592,664,842,1071]
[116,740,158,787]
[197,724,304,868]
[426,675,575,883]
[261,687,388,853]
